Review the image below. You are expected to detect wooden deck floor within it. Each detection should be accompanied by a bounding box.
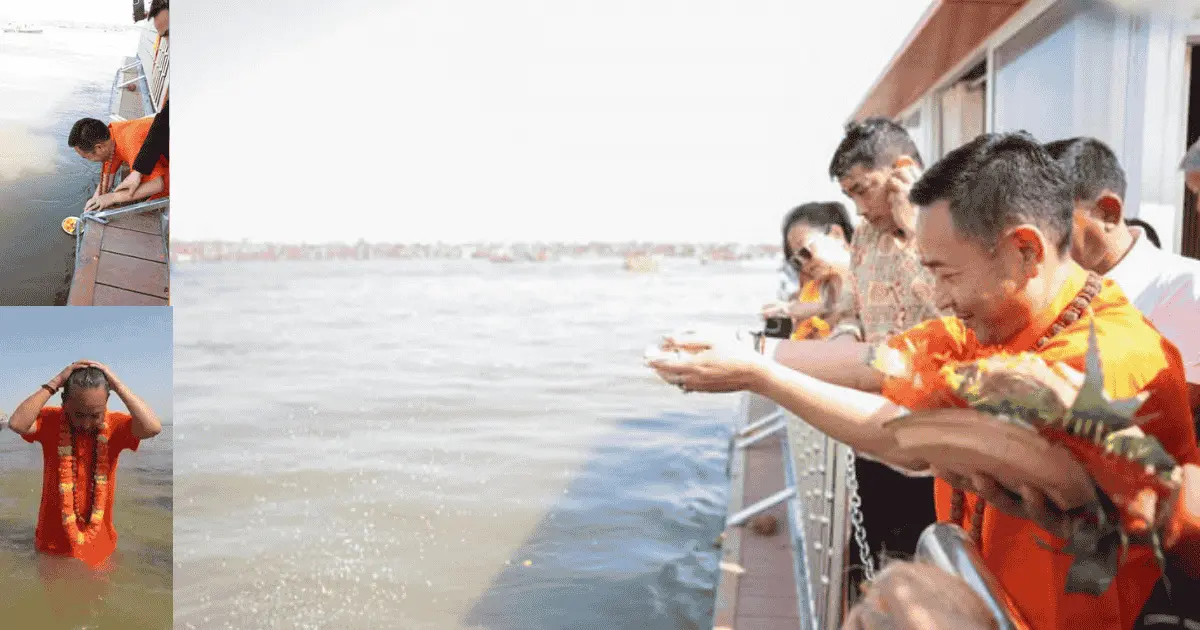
[68,211,169,306]
[714,397,801,630]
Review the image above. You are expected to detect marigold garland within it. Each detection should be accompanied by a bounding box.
[57,417,109,550]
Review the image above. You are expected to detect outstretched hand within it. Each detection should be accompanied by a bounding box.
[644,326,768,393]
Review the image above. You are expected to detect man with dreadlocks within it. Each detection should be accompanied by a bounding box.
[8,361,162,567]
[648,132,1199,629]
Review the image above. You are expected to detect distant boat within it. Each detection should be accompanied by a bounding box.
[489,248,516,263]
[623,254,661,273]
[3,23,44,34]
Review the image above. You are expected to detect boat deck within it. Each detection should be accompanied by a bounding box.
[66,54,170,306]
[68,210,169,306]
[714,395,801,630]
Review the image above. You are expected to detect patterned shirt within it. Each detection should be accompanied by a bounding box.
[831,221,943,343]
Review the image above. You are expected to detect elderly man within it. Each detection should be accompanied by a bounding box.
[1045,138,1200,427]
[8,361,162,567]
[650,132,1199,629]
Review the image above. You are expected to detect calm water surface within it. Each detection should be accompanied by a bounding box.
[173,259,777,629]
[0,27,138,304]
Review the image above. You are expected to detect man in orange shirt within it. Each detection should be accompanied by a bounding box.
[67,116,169,212]
[7,361,163,568]
[649,132,1199,629]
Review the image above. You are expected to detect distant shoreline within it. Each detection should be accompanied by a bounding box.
[170,241,784,263]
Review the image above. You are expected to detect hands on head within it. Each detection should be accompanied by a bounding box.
[50,360,117,391]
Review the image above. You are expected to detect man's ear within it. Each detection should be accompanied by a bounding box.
[1095,191,1125,228]
[827,224,846,242]
[1008,225,1047,274]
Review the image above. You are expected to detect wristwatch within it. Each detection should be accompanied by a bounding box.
[41,383,57,395]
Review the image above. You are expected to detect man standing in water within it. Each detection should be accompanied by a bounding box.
[8,361,162,567]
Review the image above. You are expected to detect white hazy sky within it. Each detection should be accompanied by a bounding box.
[170,0,934,243]
[1,0,130,24]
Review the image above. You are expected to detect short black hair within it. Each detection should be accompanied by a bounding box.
[828,117,924,180]
[62,367,111,401]
[909,131,1074,254]
[1043,137,1128,201]
[781,202,855,266]
[67,118,110,151]
[1125,218,1162,248]
[149,0,169,19]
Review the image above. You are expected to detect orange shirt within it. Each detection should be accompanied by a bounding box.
[790,280,831,340]
[22,407,141,564]
[879,265,1200,630]
[107,116,169,198]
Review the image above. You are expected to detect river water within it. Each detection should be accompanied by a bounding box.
[173,259,777,629]
[0,26,139,305]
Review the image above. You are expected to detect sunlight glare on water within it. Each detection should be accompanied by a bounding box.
[173,258,777,629]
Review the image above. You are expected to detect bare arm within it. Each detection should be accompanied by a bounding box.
[79,361,161,439]
[111,176,164,205]
[9,362,84,435]
[9,387,54,436]
[770,339,884,392]
[749,361,919,471]
[110,377,161,439]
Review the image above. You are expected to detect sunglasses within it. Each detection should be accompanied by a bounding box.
[789,247,813,267]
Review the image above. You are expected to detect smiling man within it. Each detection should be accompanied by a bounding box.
[650,132,1199,629]
[7,361,162,567]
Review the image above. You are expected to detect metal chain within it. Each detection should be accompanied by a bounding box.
[845,448,877,583]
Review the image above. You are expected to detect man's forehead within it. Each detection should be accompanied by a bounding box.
[839,165,883,189]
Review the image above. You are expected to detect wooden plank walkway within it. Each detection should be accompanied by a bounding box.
[714,396,802,630]
[68,211,169,306]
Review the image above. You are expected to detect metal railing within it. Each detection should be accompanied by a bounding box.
[136,25,169,113]
[73,197,172,273]
[731,394,1017,630]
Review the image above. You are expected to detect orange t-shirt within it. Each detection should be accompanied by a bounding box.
[879,265,1200,630]
[790,280,831,340]
[107,116,169,198]
[22,407,141,565]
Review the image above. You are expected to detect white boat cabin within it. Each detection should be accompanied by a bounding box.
[850,0,1200,259]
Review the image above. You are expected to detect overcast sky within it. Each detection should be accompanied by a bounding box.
[22,1,932,243]
[167,0,937,243]
[0,308,172,418]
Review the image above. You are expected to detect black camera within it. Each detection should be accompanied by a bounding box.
[762,316,793,339]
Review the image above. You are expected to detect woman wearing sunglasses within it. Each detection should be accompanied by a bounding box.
[760,201,855,339]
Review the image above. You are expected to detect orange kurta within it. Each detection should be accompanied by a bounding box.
[22,407,141,565]
[879,265,1200,630]
[790,280,831,340]
[106,116,169,198]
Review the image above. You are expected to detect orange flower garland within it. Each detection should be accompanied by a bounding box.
[57,417,109,551]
